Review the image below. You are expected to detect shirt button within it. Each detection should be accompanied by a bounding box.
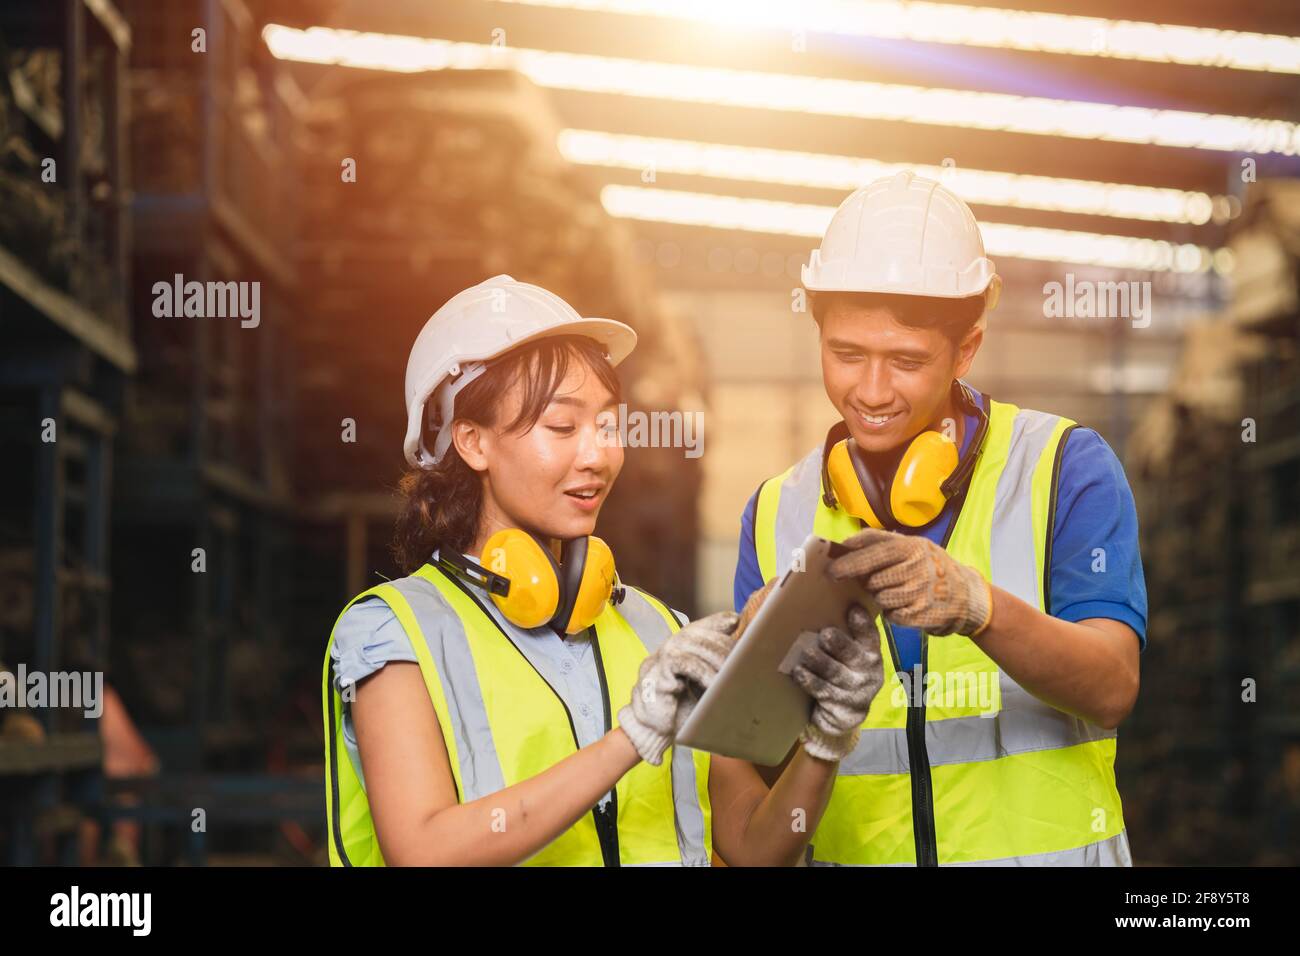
[561,660,573,673]
[580,703,591,717]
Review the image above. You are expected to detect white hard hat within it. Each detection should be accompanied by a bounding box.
[403,275,637,470]
[802,171,998,304]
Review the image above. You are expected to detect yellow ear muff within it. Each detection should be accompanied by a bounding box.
[562,535,616,635]
[826,440,886,529]
[481,528,560,629]
[891,431,959,527]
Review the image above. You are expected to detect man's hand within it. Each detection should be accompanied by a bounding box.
[827,527,993,637]
[791,603,884,762]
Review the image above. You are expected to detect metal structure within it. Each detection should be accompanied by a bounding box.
[0,0,131,866]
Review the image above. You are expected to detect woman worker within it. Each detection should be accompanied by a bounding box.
[322,275,883,866]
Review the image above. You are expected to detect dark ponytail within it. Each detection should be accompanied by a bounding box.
[390,335,621,574]
[391,453,483,573]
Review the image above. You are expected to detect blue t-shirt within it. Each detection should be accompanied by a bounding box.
[732,387,1147,672]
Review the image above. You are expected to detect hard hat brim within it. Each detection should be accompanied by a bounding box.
[801,277,996,299]
[490,317,638,369]
[801,260,997,299]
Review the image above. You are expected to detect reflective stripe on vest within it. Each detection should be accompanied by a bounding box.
[322,564,713,867]
[753,399,1131,866]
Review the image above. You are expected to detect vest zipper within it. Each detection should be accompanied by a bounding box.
[901,464,973,867]
[911,632,938,866]
[589,626,622,868]
[433,563,618,866]
[882,617,939,867]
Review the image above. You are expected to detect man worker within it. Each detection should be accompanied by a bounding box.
[733,171,1146,866]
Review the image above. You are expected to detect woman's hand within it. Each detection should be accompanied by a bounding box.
[618,611,740,765]
[790,603,884,762]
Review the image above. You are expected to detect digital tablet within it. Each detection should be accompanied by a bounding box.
[675,534,876,765]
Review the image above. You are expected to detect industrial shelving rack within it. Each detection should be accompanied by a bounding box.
[1122,179,1300,864]
[1124,406,1250,863]
[1231,180,1300,863]
[0,0,132,865]
[104,0,314,864]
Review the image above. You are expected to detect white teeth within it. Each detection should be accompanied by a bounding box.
[861,413,894,424]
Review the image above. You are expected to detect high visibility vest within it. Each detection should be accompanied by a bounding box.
[322,562,713,867]
[753,398,1131,866]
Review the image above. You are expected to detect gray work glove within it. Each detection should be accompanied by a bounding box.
[827,527,993,637]
[792,603,885,762]
[618,611,740,765]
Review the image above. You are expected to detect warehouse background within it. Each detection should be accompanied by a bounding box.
[0,0,1297,865]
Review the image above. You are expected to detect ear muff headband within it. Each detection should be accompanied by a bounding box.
[437,548,512,598]
[556,536,587,634]
[820,421,851,510]
[941,381,989,498]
